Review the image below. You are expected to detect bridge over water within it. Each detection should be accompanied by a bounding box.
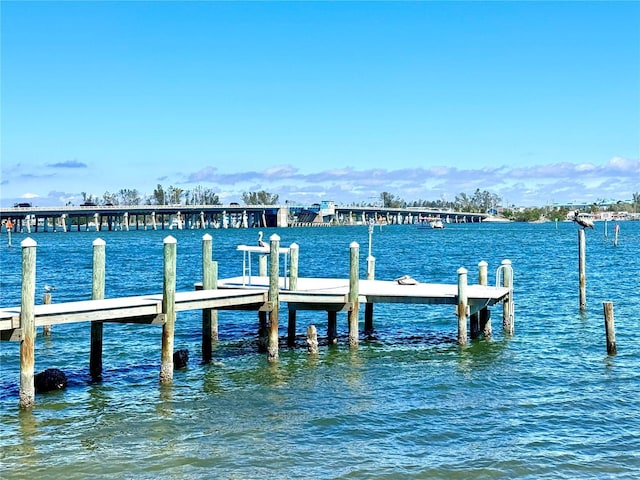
[0,204,488,232]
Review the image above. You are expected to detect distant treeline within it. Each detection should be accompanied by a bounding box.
[78,185,639,221]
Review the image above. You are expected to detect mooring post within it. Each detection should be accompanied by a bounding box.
[579,229,586,311]
[307,324,318,354]
[348,241,360,348]
[267,234,280,360]
[90,238,106,380]
[603,301,617,355]
[159,236,177,384]
[259,254,267,277]
[201,233,218,364]
[42,293,52,336]
[457,267,468,346]
[19,238,37,409]
[478,260,491,339]
[500,259,514,335]
[289,242,299,291]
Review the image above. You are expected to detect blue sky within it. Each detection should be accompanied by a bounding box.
[1,1,638,208]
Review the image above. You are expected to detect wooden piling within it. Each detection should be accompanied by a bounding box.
[364,303,374,335]
[306,325,318,354]
[289,243,299,291]
[501,259,514,335]
[19,238,37,409]
[457,267,468,346]
[327,311,338,344]
[478,260,491,339]
[42,293,52,336]
[603,301,617,355]
[201,233,218,364]
[578,229,586,311]
[159,236,177,384]
[90,238,106,380]
[267,234,280,360]
[348,242,360,348]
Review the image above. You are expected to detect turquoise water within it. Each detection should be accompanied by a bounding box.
[1,222,639,479]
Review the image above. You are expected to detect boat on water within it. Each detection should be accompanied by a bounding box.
[430,219,445,229]
[482,215,511,223]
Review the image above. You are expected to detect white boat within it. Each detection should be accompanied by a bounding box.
[430,219,445,229]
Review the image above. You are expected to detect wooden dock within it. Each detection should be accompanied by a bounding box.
[0,233,514,409]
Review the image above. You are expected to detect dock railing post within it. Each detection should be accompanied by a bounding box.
[457,267,468,346]
[501,259,514,335]
[348,242,360,348]
[160,236,177,384]
[267,234,280,360]
[90,238,106,380]
[19,238,37,409]
[478,260,491,339]
[579,230,587,311]
[201,233,218,364]
[603,301,617,355]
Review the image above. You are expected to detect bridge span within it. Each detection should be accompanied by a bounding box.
[0,204,489,232]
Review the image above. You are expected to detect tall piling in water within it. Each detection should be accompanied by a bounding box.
[159,236,177,384]
[267,234,280,360]
[603,301,617,355]
[201,233,218,364]
[348,242,360,348]
[19,238,37,409]
[579,230,587,311]
[457,267,468,346]
[90,238,106,380]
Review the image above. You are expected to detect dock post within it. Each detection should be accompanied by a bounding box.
[259,255,267,277]
[579,230,587,311]
[457,267,468,346]
[348,242,360,348]
[267,234,280,360]
[160,236,177,384]
[501,259,514,334]
[201,233,218,364]
[286,243,299,347]
[90,238,106,380]
[19,238,37,409]
[42,293,52,336]
[289,243,299,291]
[603,301,617,355]
[478,260,491,339]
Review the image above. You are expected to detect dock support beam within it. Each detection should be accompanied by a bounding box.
[348,242,360,348]
[201,234,218,364]
[90,238,106,380]
[267,234,280,360]
[159,236,177,384]
[327,311,337,344]
[19,238,37,409]
[457,267,468,346]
